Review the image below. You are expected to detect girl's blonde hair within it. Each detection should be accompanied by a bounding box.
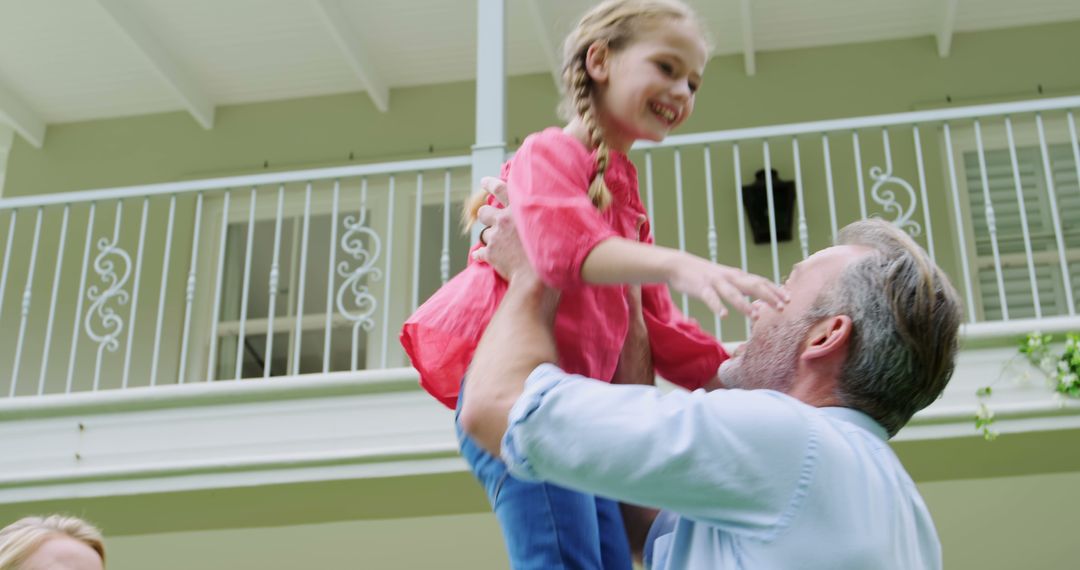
[462,0,704,230]
[0,515,106,569]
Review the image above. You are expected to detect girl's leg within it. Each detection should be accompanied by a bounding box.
[456,387,613,569]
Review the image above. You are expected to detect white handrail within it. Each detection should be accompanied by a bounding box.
[636,95,1080,149]
[0,155,473,210]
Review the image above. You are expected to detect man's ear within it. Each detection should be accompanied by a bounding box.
[585,40,611,83]
[801,315,853,362]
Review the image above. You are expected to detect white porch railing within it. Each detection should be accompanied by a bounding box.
[634,94,1080,342]
[0,156,472,397]
[1,95,1079,398]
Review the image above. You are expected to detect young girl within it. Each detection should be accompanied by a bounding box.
[401,1,785,567]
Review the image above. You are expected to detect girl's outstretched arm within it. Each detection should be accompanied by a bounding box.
[581,237,787,317]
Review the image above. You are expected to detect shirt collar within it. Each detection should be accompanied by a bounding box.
[820,406,889,441]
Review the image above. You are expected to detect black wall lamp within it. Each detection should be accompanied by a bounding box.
[741,169,795,245]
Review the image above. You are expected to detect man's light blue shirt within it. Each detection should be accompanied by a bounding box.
[501,364,942,570]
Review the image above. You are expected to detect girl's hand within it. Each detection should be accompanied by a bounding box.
[667,253,788,318]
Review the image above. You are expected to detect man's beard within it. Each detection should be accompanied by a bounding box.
[719,316,814,393]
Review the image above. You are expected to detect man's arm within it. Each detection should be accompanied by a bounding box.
[458,205,560,456]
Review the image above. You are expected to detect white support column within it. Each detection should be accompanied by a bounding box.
[471,0,507,240]
[738,0,756,76]
[95,0,215,129]
[0,125,14,196]
[937,0,960,58]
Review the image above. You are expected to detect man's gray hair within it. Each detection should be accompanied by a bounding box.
[809,219,962,437]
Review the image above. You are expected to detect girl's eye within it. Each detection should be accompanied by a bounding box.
[688,81,700,93]
[656,61,674,75]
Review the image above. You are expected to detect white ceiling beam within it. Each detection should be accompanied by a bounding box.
[94,0,215,129]
[0,79,45,149]
[937,0,960,58]
[526,0,563,91]
[738,0,756,76]
[311,0,390,113]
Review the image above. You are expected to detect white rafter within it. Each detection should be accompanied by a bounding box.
[937,0,960,58]
[0,79,46,148]
[94,0,215,129]
[527,0,563,90]
[738,0,756,76]
[311,0,390,113]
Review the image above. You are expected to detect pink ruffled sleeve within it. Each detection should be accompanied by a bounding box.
[508,130,619,290]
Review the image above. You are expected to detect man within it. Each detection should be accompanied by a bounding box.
[460,192,961,569]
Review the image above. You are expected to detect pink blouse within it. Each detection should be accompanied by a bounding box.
[401,127,727,409]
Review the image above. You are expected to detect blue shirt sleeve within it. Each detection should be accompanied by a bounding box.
[500,363,820,537]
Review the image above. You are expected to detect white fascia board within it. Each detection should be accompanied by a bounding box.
[937,0,960,58]
[0,81,45,148]
[311,0,390,113]
[94,0,215,129]
[738,0,756,76]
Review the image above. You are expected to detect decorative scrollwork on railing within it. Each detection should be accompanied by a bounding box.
[868,166,922,237]
[84,236,132,357]
[335,208,382,334]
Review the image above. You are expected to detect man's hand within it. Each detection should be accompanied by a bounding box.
[472,177,536,283]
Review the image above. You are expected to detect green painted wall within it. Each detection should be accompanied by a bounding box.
[8,470,1075,570]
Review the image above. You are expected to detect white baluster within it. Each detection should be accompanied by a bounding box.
[1004,117,1042,318]
[121,198,150,389]
[440,169,452,285]
[733,144,750,340]
[178,193,203,384]
[1069,112,1080,203]
[1035,113,1075,315]
[821,134,838,241]
[38,205,71,395]
[150,194,176,386]
[974,120,1009,320]
[762,140,781,284]
[88,202,131,392]
[380,175,396,368]
[702,145,721,339]
[942,124,978,322]
[235,187,258,380]
[792,137,809,259]
[673,148,688,315]
[67,203,95,393]
[324,180,341,374]
[10,207,44,396]
[912,126,935,262]
[852,131,868,219]
[264,185,285,378]
[206,191,231,382]
[0,211,15,359]
[411,172,424,312]
[292,182,313,375]
[870,129,922,236]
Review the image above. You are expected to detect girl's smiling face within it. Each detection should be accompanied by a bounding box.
[587,17,708,152]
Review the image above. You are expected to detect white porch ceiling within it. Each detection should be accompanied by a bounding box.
[0,0,1078,146]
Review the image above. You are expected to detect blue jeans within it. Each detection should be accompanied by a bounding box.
[455,387,632,570]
